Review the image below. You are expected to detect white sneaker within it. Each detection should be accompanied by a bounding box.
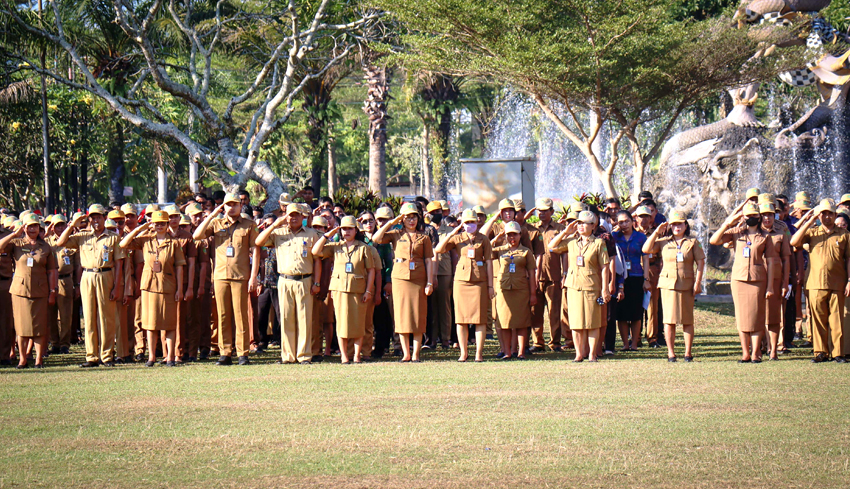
[604,350,614,356]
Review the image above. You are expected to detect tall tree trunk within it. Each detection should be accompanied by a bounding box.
[70,157,78,212]
[433,109,452,199]
[327,137,338,195]
[421,125,431,198]
[364,65,389,196]
[107,121,126,205]
[153,141,168,204]
[38,0,53,214]
[187,113,198,193]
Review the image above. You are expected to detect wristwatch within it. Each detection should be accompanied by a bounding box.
[313,282,320,287]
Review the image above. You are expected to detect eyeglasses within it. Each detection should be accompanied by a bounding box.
[616,220,631,226]
[403,215,417,220]
[361,219,375,224]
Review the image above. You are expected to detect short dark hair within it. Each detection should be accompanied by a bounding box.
[776,194,789,202]
[242,204,253,215]
[212,190,226,200]
[835,214,850,226]
[318,196,334,206]
[194,192,208,200]
[615,210,633,222]
[603,197,620,206]
[237,190,250,198]
[262,213,276,220]
[302,185,315,192]
[414,196,429,205]
[643,199,657,209]
[638,191,653,201]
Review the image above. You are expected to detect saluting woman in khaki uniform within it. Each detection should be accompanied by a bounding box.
[643,210,706,362]
[759,201,791,360]
[490,221,537,360]
[312,215,376,364]
[435,209,494,362]
[120,211,186,367]
[0,214,58,368]
[710,203,777,363]
[549,211,611,362]
[373,203,435,363]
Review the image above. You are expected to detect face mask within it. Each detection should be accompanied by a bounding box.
[464,223,478,233]
[430,213,443,224]
[745,216,760,227]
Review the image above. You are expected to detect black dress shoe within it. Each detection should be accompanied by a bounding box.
[751,359,762,364]
[134,353,146,362]
[0,359,12,366]
[737,359,751,363]
[529,346,546,353]
[551,346,564,352]
[198,351,209,360]
[114,357,125,364]
[834,356,847,363]
[668,357,677,362]
[145,360,156,367]
[167,361,177,367]
[15,363,28,369]
[103,361,115,367]
[80,361,99,368]
[311,355,324,363]
[34,364,44,369]
[187,356,197,362]
[683,356,694,362]
[300,360,312,365]
[215,355,233,366]
[237,356,250,365]
[411,359,422,363]
[812,353,828,363]
[49,346,61,355]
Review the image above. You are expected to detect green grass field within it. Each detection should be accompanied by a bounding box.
[2,303,849,488]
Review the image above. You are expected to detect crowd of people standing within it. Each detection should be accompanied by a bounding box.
[1,185,848,369]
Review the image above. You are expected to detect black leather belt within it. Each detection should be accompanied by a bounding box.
[59,273,73,279]
[0,275,11,281]
[83,267,113,273]
[282,273,312,281]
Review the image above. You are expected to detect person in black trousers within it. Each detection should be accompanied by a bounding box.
[255,215,281,347]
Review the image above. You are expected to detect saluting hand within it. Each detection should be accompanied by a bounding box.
[325,226,341,238]
[71,213,85,229]
[10,225,24,238]
[654,222,668,236]
[564,220,579,236]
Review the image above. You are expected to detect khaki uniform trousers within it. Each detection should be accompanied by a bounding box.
[279,275,314,363]
[0,277,15,360]
[532,280,563,348]
[645,285,660,341]
[213,279,250,357]
[844,296,850,357]
[80,269,120,363]
[185,293,205,358]
[808,289,844,358]
[49,276,75,348]
[116,300,133,359]
[133,297,145,356]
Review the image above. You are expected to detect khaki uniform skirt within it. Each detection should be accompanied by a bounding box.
[765,277,783,326]
[393,279,427,334]
[141,290,178,331]
[567,288,602,330]
[731,280,766,333]
[660,288,695,325]
[494,288,530,329]
[332,290,368,339]
[454,281,488,324]
[12,294,48,337]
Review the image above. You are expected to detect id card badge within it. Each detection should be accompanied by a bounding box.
[102,251,109,262]
[576,255,585,267]
[625,261,632,271]
[676,252,684,263]
[302,240,309,258]
[226,246,235,257]
[345,262,353,274]
[152,260,162,273]
[467,248,476,259]
[509,263,516,273]
[742,246,751,258]
[409,261,416,271]
[63,256,71,266]
[26,256,34,267]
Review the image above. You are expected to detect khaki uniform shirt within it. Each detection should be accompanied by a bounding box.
[126,234,187,294]
[171,228,197,288]
[47,235,79,277]
[433,222,454,276]
[492,244,534,291]
[653,237,705,291]
[552,235,610,292]
[720,226,777,282]
[321,241,376,294]
[532,220,564,282]
[264,225,321,276]
[800,225,850,291]
[381,229,434,283]
[201,216,259,281]
[0,229,15,278]
[6,238,57,298]
[764,226,792,281]
[443,232,492,283]
[64,229,126,269]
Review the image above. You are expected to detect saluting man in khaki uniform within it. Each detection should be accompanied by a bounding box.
[528,198,566,351]
[256,203,322,364]
[56,204,125,367]
[790,199,850,363]
[46,215,80,355]
[193,193,259,366]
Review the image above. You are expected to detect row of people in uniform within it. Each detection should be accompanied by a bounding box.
[1,187,847,367]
